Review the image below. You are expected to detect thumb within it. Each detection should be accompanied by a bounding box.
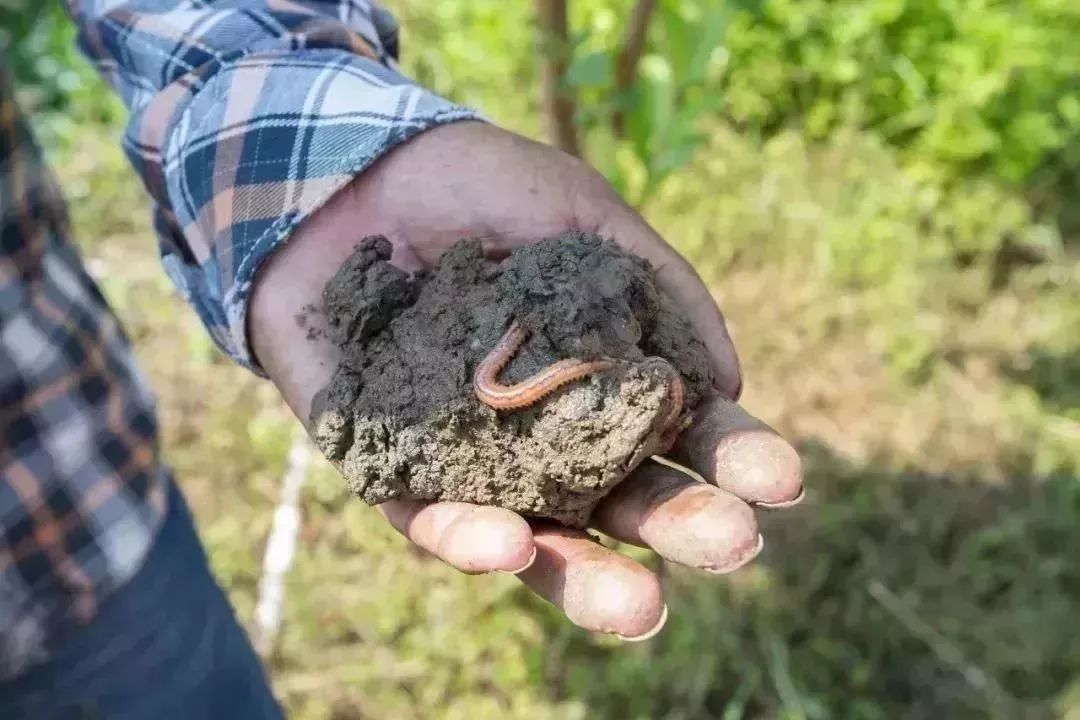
[590,205,743,400]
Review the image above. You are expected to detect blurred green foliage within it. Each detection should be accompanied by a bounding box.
[562,0,729,201]
[397,0,540,137]
[652,124,1054,287]
[722,0,1080,184]
[0,2,124,145]
[3,1,1079,718]
[719,0,1080,231]
[412,0,1078,261]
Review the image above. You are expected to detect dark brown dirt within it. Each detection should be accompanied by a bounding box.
[309,232,714,527]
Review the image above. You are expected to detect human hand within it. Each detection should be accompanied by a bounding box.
[249,121,803,640]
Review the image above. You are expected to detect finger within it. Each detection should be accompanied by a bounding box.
[518,524,667,641]
[671,393,804,507]
[592,463,763,573]
[653,254,742,400]
[379,499,536,574]
[592,209,742,400]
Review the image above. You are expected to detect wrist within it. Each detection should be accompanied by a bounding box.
[248,178,366,420]
[248,121,487,417]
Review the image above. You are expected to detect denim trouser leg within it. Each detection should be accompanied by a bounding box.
[0,481,284,720]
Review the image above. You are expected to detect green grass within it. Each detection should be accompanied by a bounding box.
[48,112,1080,719]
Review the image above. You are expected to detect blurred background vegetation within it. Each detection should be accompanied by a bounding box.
[3,0,1079,717]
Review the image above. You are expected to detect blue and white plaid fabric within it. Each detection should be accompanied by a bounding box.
[1,0,476,679]
[0,79,168,679]
[68,0,479,370]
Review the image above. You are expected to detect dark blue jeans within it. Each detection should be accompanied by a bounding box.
[0,483,284,719]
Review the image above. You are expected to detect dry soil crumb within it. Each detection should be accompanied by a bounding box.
[309,232,714,527]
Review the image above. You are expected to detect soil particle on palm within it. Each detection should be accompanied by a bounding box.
[310,232,714,527]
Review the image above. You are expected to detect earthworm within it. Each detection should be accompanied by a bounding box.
[473,319,690,453]
[473,321,616,410]
[655,361,688,449]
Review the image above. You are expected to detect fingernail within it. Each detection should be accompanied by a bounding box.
[730,375,743,402]
[755,487,806,510]
[615,603,669,643]
[497,546,538,575]
[703,533,764,575]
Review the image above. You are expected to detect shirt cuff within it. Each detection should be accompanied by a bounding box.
[152,48,481,374]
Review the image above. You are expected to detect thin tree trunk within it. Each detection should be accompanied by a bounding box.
[535,0,581,157]
[613,0,657,137]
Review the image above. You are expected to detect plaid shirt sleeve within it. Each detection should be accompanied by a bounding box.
[66,0,481,372]
[0,69,169,681]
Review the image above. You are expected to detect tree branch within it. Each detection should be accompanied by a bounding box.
[613,0,657,137]
[535,0,581,157]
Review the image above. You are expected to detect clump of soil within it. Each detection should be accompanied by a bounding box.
[310,232,714,527]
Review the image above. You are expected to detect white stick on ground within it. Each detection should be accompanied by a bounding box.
[254,432,312,657]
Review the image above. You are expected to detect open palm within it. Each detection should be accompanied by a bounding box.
[249,122,803,640]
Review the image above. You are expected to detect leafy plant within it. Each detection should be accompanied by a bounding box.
[719,0,1080,201]
[529,0,728,204]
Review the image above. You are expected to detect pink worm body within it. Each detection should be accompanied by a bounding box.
[472,321,616,410]
[473,320,688,450]
[656,364,687,449]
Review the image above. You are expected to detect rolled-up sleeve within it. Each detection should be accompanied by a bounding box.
[66,0,480,372]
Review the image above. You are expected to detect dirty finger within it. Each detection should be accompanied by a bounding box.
[594,212,742,400]
[517,524,667,641]
[379,499,536,574]
[591,462,763,573]
[670,394,804,507]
